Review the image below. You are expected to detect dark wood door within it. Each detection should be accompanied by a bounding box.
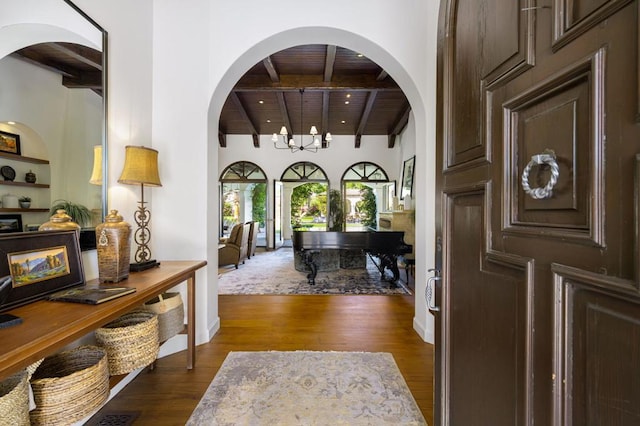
[434,1,640,424]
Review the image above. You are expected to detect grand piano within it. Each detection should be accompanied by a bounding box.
[292,230,412,285]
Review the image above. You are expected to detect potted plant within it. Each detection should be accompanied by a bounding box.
[18,196,31,209]
[50,199,92,227]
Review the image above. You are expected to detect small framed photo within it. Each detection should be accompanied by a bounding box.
[401,156,415,200]
[0,214,22,234]
[0,230,84,312]
[0,130,21,155]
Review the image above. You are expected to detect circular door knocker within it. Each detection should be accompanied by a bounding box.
[521,150,559,200]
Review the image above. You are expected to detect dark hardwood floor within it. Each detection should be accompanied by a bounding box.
[91,294,434,425]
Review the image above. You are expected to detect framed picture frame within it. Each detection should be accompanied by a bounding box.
[0,214,23,234]
[401,156,415,200]
[0,230,84,312]
[0,130,21,155]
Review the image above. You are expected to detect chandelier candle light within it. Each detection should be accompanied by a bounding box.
[118,145,162,272]
[272,89,332,153]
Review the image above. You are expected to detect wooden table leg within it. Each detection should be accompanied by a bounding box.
[187,272,196,369]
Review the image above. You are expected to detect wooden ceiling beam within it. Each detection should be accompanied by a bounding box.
[11,52,76,78]
[324,45,337,82]
[62,71,102,89]
[354,90,378,148]
[276,91,293,137]
[49,42,102,70]
[234,75,401,92]
[376,70,388,81]
[263,56,280,83]
[321,91,330,148]
[388,103,411,148]
[229,92,260,147]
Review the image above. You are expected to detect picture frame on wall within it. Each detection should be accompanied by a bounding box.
[401,156,415,200]
[0,215,22,234]
[0,130,21,155]
[0,230,85,312]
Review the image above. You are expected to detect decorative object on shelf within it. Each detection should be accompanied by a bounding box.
[89,145,102,185]
[0,230,84,312]
[96,209,131,283]
[0,214,22,234]
[272,89,332,153]
[48,199,91,227]
[25,170,36,184]
[29,346,109,425]
[1,194,18,209]
[141,292,184,342]
[18,196,30,209]
[95,310,159,375]
[401,155,415,200]
[0,130,20,155]
[118,145,162,272]
[39,209,80,235]
[0,166,15,182]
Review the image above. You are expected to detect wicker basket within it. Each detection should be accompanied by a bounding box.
[95,310,159,375]
[29,346,109,425]
[0,370,29,426]
[142,292,184,342]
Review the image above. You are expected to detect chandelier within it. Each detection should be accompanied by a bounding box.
[272,89,332,153]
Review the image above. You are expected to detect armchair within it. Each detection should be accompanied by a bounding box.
[246,221,258,259]
[219,222,250,268]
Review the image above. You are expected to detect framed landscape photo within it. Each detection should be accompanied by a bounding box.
[401,156,415,200]
[0,215,22,233]
[0,230,85,312]
[0,130,21,155]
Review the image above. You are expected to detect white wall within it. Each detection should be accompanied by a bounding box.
[219,134,400,186]
[5,0,439,345]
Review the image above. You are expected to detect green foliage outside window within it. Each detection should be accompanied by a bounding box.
[251,183,266,228]
[356,186,377,229]
[291,183,327,228]
[328,189,344,231]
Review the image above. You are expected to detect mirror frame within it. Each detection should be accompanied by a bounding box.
[63,0,109,222]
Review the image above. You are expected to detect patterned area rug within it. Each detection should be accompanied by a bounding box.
[218,248,410,295]
[187,351,427,425]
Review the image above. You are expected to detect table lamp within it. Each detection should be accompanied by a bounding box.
[89,145,102,185]
[118,145,162,272]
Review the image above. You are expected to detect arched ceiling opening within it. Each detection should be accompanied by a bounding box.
[217,44,411,150]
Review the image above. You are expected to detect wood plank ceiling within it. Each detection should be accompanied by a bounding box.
[219,44,411,149]
[10,43,410,149]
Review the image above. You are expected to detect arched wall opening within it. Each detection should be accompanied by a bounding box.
[206,26,434,342]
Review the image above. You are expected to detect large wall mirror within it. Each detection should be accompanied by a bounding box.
[0,0,107,245]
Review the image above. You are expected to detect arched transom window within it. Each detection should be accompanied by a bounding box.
[280,161,328,182]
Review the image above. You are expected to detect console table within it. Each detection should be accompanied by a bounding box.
[0,260,207,381]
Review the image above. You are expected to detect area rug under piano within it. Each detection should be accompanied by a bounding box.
[217,248,410,295]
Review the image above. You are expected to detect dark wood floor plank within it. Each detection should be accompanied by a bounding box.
[90,294,434,425]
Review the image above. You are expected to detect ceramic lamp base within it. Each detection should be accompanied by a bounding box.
[130,259,161,272]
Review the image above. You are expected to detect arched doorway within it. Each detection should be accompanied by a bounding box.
[277,161,328,247]
[341,162,391,231]
[220,161,268,248]
[208,26,435,343]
